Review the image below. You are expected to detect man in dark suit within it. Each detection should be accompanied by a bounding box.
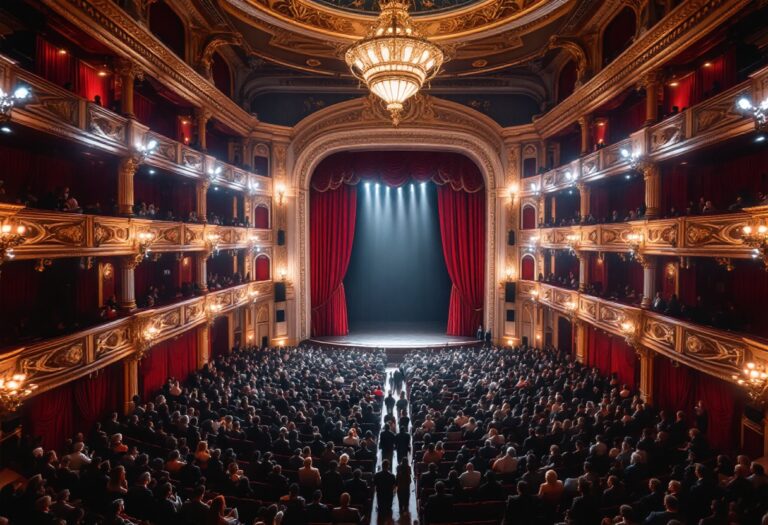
[343,470,369,506]
[502,481,537,525]
[305,490,333,523]
[643,495,681,525]
[569,479,599,525]
[424,482,454,525]
[332,493,361,524]
[373,460,396,517]
[395,428,411,462]
[125,472,156,521]
[419,463,440,494]
[180,485,210,525]
[379,427,396,461]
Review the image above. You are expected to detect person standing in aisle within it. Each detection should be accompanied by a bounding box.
[373,459,396,517]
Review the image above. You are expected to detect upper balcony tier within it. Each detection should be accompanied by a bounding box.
[0,55,272,195]
[0,204,273,260]
[519,66,768,198]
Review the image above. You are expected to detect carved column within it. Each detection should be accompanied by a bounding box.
[642,162,662,220]
[636,346,654,404]
[577,182,591,220]
[195,108,212,152]
[641,71,662,126]
[196,253,208,293]
[115,59,143,118]
[118,153,141,216]
[578,114,593,155]
[577,252,587,292]
[123,356,139,413]
[119,256,140,311]
[196,180,210,222]
[197,323,210,368]
[639,255,658,309]
[574,320,586,363]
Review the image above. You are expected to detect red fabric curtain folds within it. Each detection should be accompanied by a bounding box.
[437,185,485,336]
[310,184,357,336]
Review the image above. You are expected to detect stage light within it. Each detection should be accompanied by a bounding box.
[375,183,380,189]
[757,135,766,143]
[397,186,402,192]
[420,182,426,188]
[410,183,414,191]
[0,126,11,134]
[365,182,370,188]
[148,169,156,175]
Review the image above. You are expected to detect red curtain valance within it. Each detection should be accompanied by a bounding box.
[311,151,484,193]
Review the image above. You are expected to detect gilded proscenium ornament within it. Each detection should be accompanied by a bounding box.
[345,0,444,125]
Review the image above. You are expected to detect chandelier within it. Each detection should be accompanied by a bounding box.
[0,373,37,418]
[732,361,768,406]
[345,0,444,125]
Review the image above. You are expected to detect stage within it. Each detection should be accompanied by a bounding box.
[306,322,480,350]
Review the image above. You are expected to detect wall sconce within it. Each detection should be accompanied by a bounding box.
[732,361,768,406]
[135,231,156,260]
[505,267,515,281]
[135,138,158,162]
[620,319,640,349]
[279,267,288,281]
[736,96,767,132]
[529,182,541,196]
[247,181,261,196]
[249,289,260,303]
[0,86,31,129]
[207,301,224,324]
[0,218,28,266]
[627,232,643,254]
[742,222,768,268]
[248,235,262,255]
[530,288,540,303]
[507,183,519,204]
[102,262,114,280]
[275,182,286,205]
[207,165,223,184]
[0,372,37,419]
[563,299,578,319]
[205,232,221,258]
[620,148,642,170]
[564,170,578,185]
[565,233,579,254]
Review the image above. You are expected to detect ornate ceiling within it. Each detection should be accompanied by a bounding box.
[218,0,600,77]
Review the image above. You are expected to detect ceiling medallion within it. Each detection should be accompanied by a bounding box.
[345,0,444,126]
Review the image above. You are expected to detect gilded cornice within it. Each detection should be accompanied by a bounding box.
[533,0,751,138]
[40,0,257,136]
[221,0,574,41]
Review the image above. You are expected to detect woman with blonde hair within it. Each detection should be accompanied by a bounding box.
[538,469,564,506]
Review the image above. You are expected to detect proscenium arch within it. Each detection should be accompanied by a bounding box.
[289,97,506,341]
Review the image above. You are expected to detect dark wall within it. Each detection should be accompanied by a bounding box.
[344,182,451,326]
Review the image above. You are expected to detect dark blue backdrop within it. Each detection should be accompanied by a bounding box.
[344,181,452,328]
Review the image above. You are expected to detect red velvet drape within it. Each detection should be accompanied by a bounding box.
[521,255,535,281]
[73,363,123,436]
[437,185,486,336]
[312,152,483,192]
[585,326,636,388]
[653,356,741,451]
[78,62,112,106]
[139,330,198,400]
[255,255,271,281]
[310,184,357,336]
[24,383,75,451]
[210,316,229,358]
[254,206,270,229]
[35,37,76,89]
[522,205,537,229]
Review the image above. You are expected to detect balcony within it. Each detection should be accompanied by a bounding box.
[0,279,274,396]
[0,55,272,194]
[0,204,272,260]
[520,211,760,259]
[518,280,768,384]
[520,67,767,198]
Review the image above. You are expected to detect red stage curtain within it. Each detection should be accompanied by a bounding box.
[557,60,578,103]
[522,205,537,229]
[167,331,198,380]
[585,326,636,387]
[254,206,270,228]
[588,254,607,294]
[310,184,357,336]
[255,254,271,281]
[437,185,485,336]
[611,337,637,388]
[693,50,736,104]
[664,73,695,114]
[77,61,111,106]
[23,383,75,451]
[35,37,76,90]
[311,152,483,193]
[521,255,535,281]
[653,355,696,417]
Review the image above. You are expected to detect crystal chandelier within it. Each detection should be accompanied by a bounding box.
[732,361,768,406]
[345,0,444,125]
[0,373,37,418]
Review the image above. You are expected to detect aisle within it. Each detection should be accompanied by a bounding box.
[370,366,418,525]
